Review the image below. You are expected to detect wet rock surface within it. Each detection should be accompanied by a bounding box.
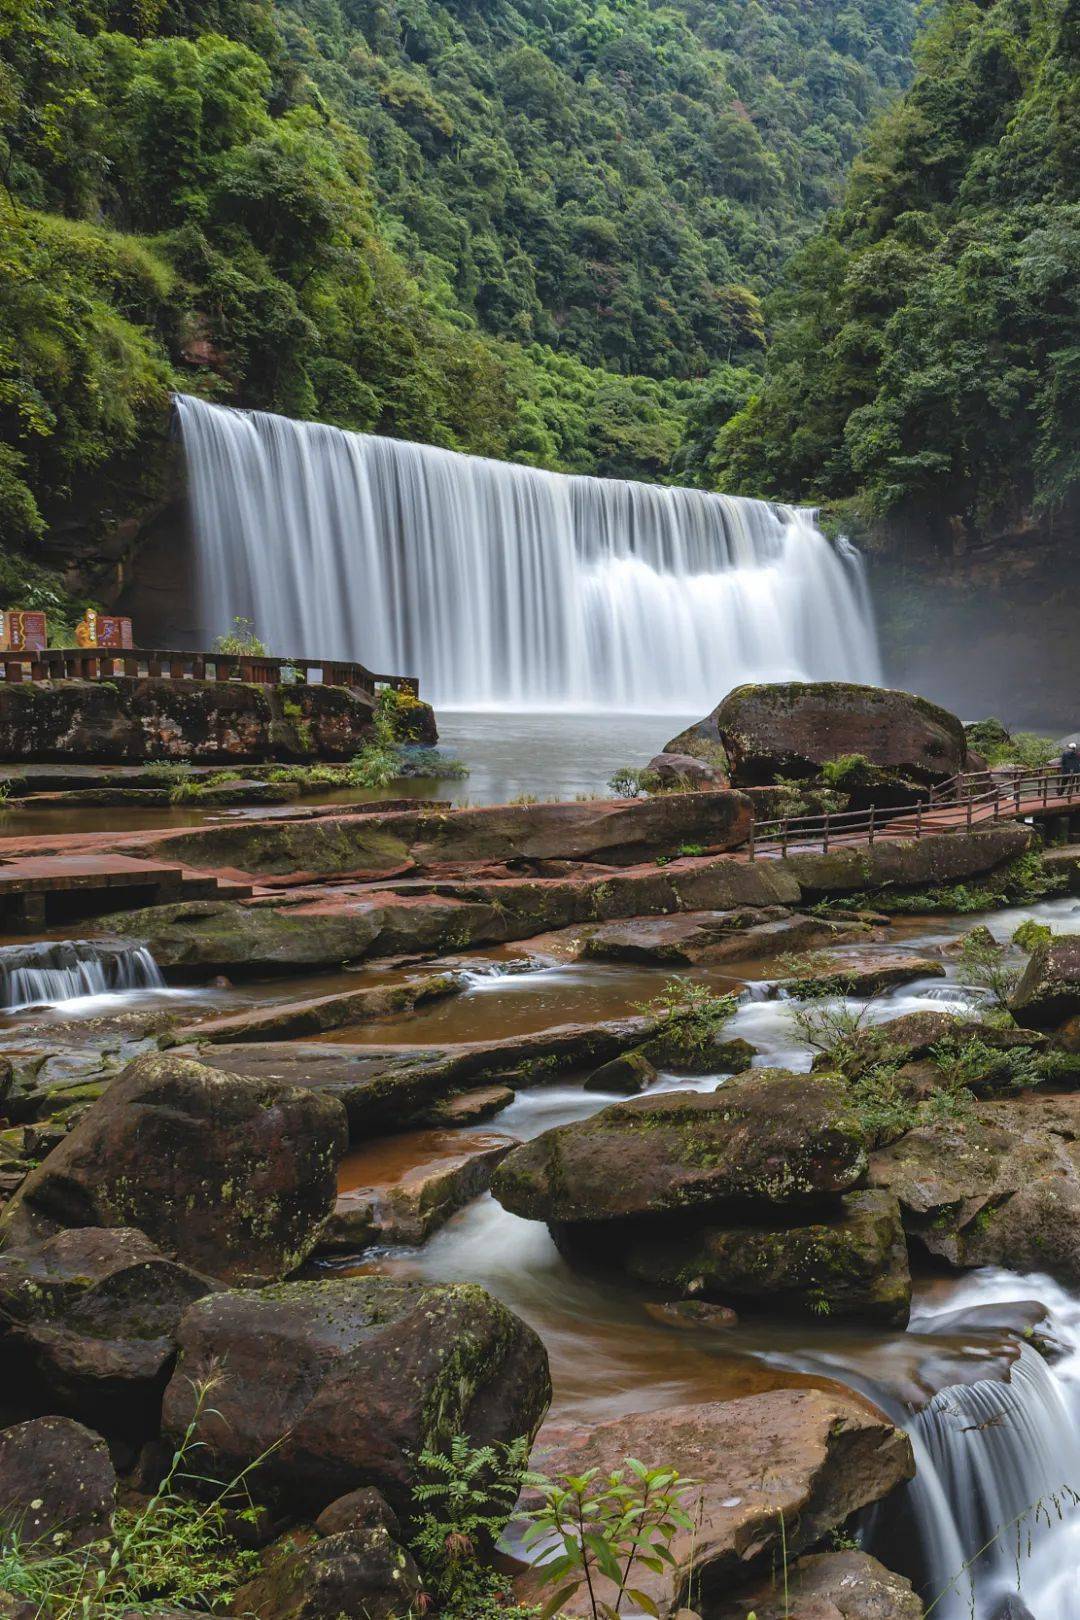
[869,1091,1080,1283]
[491,1072,869,1223]
[161,1276,551,1518]
[4,1052,347,1284]
[1010,933,1080,1028]
[581,909,870,966]
[623,1189,912,1326]
[0,1227,213,1429]
[517,1391,914,1615]
[716,1549,923,1620]
[232,1526,423,1620]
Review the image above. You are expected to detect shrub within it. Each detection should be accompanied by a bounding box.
[213,617,267,657]
[608,767,658,799]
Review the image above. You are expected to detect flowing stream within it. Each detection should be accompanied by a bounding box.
[175,394,881,710]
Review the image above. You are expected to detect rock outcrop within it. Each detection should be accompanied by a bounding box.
[4,1052,347,1284]
[623,1189,912,1326]
[491,1073,868,1224]
[869,1092,1080,1283]
[232,1527,423,1620]
[0,679,413,764]
[708,681,966,786]
[1010,933,1080,1029]
[717,1549,923,1620]
[518,1392,914,1616]
[161,1277,550,1518]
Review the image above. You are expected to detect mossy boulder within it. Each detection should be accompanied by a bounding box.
[622,1189,912,1326]
[161,1277,550,1519]
[1010,933,1080,1028]
[869,1092,1080,1283]
[780,822,1033,898]
[3,1052,347,1284]
[491,1072,869,1224]
[0,1227,213,1432]
[232,1526,422,1620]
[711,681,966,786]
[718,1550,922,1620]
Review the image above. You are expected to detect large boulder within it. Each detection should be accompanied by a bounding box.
[869,1092,1080,1283]
[581,909,869,967]
[622,1190,911,1326]
[0,1416,116,1548]
[161,1277,550,1519]
[709,681,966,786]
[1010,934,1080,1029]
[3,1052,347,1285]
[0,1227,213,1430]
[717,1549,922,1620]
[491,1073,868,1224]
[518,1392,914,1616]
[232,1528,422,1620]
[645,752,726,789]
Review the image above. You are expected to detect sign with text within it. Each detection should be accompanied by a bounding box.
[75,612,134,649]
[0,610,48,652]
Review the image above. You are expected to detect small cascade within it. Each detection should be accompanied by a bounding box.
[175,393,882,712]
[879,1272,1080,1620]
[0,940,165,1012]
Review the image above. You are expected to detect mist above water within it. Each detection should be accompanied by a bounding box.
[176,394,881,711]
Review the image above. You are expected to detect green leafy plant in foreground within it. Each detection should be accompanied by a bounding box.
[411,1434,537,1614]
[212,617,267,658]
[523,1459,698,1620]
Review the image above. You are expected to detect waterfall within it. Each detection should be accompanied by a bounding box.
[175,394,881,712]
[0,941,165,1012]
[887,1271,1080,1620]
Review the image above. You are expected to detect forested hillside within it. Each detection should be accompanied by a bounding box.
[712,0,1080,538]
[0,0,916,591]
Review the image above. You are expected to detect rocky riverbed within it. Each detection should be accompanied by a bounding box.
[2,682,1080,1620]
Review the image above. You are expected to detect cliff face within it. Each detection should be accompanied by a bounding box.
[868,500,1079,733]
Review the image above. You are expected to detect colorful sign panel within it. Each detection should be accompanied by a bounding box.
[0,610,48,652]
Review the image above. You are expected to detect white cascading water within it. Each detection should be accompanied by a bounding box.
[0,941,164,1012]
[175,394,881,711]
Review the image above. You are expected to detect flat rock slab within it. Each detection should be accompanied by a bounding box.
[167,972,462,1045]
[516,1391,914,1616]
[785,951,946,996]
[491,1071,868,1223]
[581,910,870,966]
[325,1128,518,1246]
[189,1016,660,1138]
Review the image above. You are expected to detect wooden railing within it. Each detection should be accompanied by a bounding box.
[747,769,1080,860]
[0,648,419,698]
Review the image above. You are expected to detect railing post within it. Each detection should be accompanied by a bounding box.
[748,820,756,862]
[967,796,973,831]
[868,805,875,845]
[1014,778,1021,815]
[781,819,789,857]
[915,803,923,839]
[823,812,830,854]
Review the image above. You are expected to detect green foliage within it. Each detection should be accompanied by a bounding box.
[523,1458,698,1620]
[955,926,1022,1014]
[820,753,876,789]
[818,851,1067,916]
[608,767,658,800]
[714,0,1080,527]
[410,1433,536,1611]
[0,1377,262,1615]
[348,741,398,789]
[636,978,738,1054]
[213,617,267,656]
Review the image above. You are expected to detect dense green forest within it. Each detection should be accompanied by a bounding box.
[713,0,1080,534]
[0,0,917,575]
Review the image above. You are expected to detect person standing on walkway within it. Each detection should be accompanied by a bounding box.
[1062,742,1080,778]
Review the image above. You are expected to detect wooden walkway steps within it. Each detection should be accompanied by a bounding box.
[0,851,251,929]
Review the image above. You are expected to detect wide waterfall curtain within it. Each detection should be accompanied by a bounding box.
[176,394,881,711]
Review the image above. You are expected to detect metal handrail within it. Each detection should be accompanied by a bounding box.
[748,769,1079,861]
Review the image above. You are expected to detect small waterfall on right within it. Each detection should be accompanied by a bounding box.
[889,1272,1080,1620]
[0,940,165,1012]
